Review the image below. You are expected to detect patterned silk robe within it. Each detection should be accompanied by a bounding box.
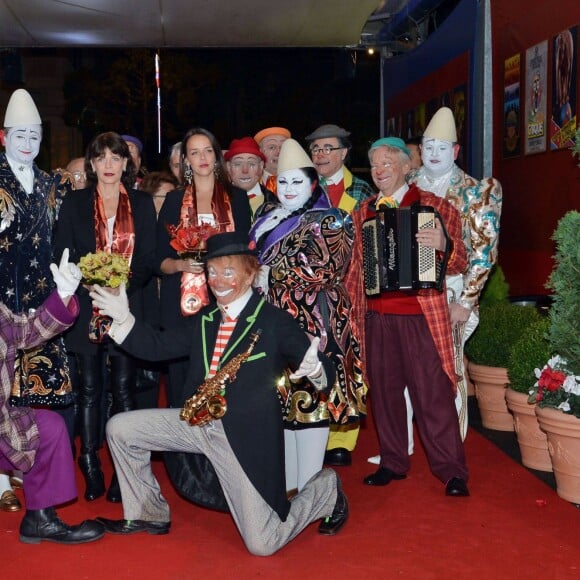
[0,153,73,406]
[250,192,365,428]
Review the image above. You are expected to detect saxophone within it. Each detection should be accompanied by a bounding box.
[180,330,262,426]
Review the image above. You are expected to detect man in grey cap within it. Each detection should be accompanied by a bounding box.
[306,123,374,214]
[305,124,374,467]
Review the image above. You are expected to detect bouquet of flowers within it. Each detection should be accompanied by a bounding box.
[529,355,580,417]
[166,221,219,261]
[79,251,130,343]
[79,251,130,288]
[166,220,219,316]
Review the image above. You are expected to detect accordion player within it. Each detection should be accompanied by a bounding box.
[362,204,450,295]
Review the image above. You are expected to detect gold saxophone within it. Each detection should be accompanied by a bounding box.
[180,330,262,426]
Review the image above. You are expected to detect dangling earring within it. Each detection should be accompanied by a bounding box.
[184,164,193,184]
[213,162,218,176]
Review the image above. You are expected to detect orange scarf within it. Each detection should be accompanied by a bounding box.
[94,184,135,262]
[181,182,234,231]
[88,185,135,342]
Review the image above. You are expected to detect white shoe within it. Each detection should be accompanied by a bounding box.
[367,455,380,465]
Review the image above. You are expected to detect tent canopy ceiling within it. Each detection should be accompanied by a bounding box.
[0,0,383,48]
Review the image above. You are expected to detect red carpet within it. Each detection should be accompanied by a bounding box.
[2,412,579,579]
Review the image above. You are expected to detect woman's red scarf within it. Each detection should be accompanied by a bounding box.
[180,181,234,231]
[177,181,234,316]
[89,184,135,342]
[94,184,135,261]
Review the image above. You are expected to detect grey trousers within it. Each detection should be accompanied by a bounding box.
[106,409,338,556]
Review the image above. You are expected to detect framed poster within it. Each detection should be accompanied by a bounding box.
[413,102,426,137]
[550,26,577,150]
[503,53,521,158]
[524,40,548,154]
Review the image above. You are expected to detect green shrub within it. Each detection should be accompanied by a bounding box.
[546,210,580,376]
[573,128,580,166]
[479,264,509,306]
[507,318,551,394]
[465,302,542,368]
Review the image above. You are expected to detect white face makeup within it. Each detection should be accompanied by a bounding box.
[4,125,42,166]
[421,138,456,177]
[277,168,313,211]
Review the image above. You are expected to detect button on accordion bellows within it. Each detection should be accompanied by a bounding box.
[362,205,449,295]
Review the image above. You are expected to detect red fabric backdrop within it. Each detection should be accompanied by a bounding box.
[491,1,580,296]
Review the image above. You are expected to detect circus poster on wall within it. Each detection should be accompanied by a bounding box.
[550,26,577,150]
[503,53,521,158]
[524,40,548,154]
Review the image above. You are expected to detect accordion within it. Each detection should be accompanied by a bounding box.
[362,205,449,295]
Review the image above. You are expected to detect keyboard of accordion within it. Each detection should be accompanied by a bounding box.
[417,211,437,284]
[362,205,440,294]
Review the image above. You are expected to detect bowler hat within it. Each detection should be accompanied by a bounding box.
[305,124,350,141]
[205,232,258,261]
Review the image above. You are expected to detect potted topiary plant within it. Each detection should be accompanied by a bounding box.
[506,317,552,471]
[533,209,580,503]
[465,296,542,431]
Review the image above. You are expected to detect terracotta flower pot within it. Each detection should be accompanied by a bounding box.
[468,361,514,431]
[464,355,475,396]
[505,388,552,472]
[535,406,580,504]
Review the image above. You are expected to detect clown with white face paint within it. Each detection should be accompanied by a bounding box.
[407,106,503,442]
[276,168,315,211]
[0,89,77,510]
[421,138,457,178]
[4,125,42,167]
[250,139,365,495]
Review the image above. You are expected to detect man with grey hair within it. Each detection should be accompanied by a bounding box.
[345,137,470,496]
[168,141,183,184]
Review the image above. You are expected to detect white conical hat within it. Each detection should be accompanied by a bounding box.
[423,107,457,142]
[277,138,315,174]
[3,89,42,127]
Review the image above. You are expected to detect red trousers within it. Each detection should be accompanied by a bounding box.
[365,312,468,483]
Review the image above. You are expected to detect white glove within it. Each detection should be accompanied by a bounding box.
[253,264,270,295]
[50,248,82,299]
[289,337,322,380]
[90,283,130,324]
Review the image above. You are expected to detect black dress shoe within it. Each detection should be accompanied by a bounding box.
[324,448,352,466]
[106,473,122,503]
[363,467,407,486]
[445,477,470,497]
[318,475,349,535]
[96,517,170,535]
[19,508,105,545]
